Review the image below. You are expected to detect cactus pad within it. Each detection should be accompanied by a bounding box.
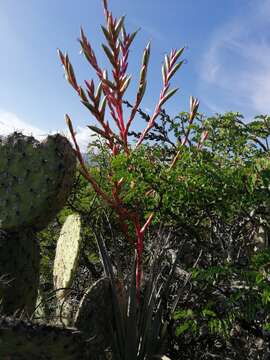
[0,230,40,315]
[74,278,112,351]
[0,132,76,231]
[53,214,82,299]
[0,316,91,359]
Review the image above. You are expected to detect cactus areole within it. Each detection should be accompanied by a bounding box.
[0,132,76,230]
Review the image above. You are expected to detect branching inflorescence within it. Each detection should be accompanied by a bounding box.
[58,0,203,292]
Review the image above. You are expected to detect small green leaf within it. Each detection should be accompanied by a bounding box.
[175,322,190,336]
[173,309,194,320]
[202,309,217,318]
[263,323,270,331]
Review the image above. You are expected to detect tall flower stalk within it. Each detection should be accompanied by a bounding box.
[59,0,198,292]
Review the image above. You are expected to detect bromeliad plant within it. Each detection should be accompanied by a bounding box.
[58,0,200,292]
[95,231,185,360]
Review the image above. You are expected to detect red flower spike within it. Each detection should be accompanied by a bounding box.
[60,0,189,295]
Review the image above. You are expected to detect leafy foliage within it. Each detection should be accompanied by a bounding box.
[36,111,270,360]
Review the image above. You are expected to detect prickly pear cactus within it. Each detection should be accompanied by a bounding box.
[53,214,82,299]
[0,132,76,230]
[0,132,76,316]
[0,230,40,315]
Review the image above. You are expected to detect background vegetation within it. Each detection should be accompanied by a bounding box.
[38,108,270,359]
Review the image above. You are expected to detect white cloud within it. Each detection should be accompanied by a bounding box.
[200,0,270,117]
[0,111,92,152]
[0,111,47,140]
[72,126,93,152]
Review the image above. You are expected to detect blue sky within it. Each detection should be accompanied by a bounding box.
[1,0,270,150]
